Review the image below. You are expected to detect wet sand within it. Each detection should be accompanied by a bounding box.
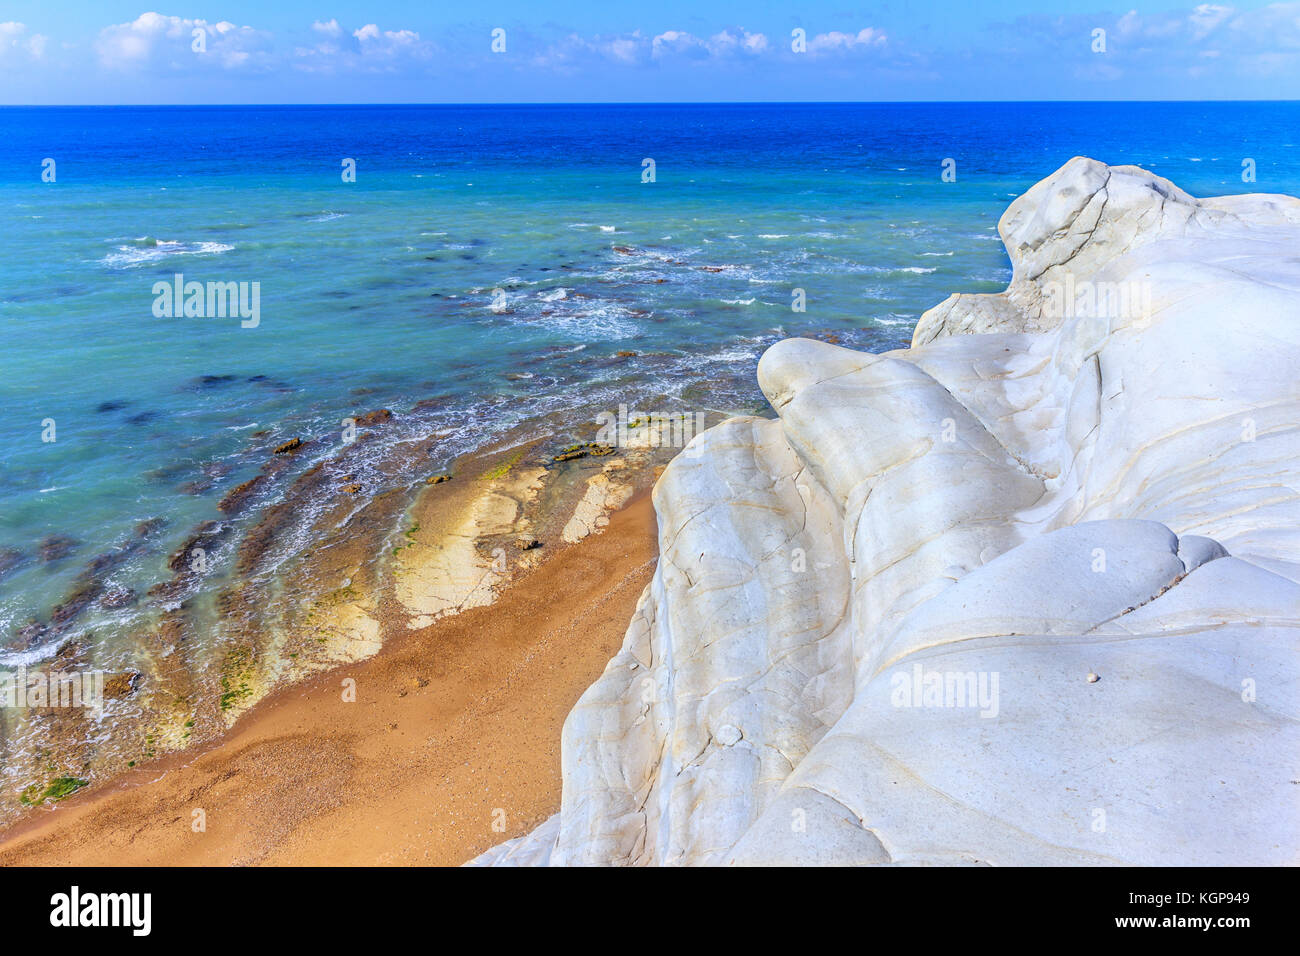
[0,492,657,866]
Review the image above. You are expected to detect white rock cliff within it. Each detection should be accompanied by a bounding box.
[474,157,1300,866]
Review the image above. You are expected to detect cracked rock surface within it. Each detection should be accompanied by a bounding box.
[472,157,1300,866]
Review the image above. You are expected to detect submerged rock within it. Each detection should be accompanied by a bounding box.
[0,548,24,580]
[38,535,79,562]
[218,476,264,513]
[474,159,1300,867]
[99,586,137,610]
[102,672,141,700]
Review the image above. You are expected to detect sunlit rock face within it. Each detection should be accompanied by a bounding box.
[473,158,1300,867]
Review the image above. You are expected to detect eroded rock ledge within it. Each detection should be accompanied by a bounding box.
[473,158,1300,866]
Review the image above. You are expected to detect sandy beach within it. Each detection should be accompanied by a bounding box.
[0,491,657,866]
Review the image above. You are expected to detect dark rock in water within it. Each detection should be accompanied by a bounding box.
[144,462,189,485]
[177,479,215,495]
[273,437,303,455]
[53,638,84,667]
[125,411,158,425]
[86,547,131,577]
[251,429,270,438]
[17,619,47,646]
[50,579,102,625]
[0,548,25,580]
[343,483,363,495]
[247,375,295,391]
[192,374,239,390]
[96,400,128,413]
[616,350,638,358]
[99,587,137,610]
[103,672,141,700]
[354,409,392,427]
[38,535,79,562]
[218,475,265,513]
[167,520,221,572]
[134,517,166,538]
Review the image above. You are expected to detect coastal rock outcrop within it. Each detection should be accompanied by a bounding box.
[474,158,1300,866]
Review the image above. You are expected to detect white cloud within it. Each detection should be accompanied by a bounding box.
[1227,2,1300,48]
[96,13,270,70]
[354,24,424,56]
[602,33,645,63]
[0,21,48,62]
[1099,2,1299,49]
[807,28,887,55]
[651,30,705,59]
[706,29,769,55]
[294,21,432,72]
[535,27,773,68]
[1190,4,1235,39]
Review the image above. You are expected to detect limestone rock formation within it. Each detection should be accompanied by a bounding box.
[474,158,1300,866]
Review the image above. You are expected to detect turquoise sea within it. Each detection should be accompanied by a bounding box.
[3,101,1300,672]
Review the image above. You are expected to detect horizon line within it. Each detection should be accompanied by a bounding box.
[4,98,1300,108]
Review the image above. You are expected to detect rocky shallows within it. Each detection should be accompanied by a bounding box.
[474,158,1300,866]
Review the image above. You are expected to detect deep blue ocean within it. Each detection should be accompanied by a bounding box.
[3,101,1299,663]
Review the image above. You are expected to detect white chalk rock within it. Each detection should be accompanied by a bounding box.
[472,158,1300,867]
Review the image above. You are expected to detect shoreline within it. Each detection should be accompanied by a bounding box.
[0,489,658,865]
[1,395,697,828]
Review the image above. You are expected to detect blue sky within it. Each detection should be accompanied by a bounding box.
[1,1,1298,103]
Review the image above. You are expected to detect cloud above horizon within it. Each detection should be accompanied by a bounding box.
[998,2,1300,83]
[3,4,1299,103]
[293,20,435,72]
[0,21,48,62]
[95,13,272,71]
